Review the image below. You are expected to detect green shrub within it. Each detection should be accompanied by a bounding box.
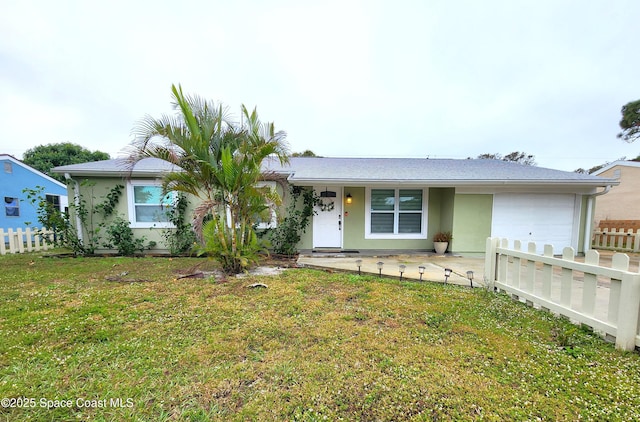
[103,217,146,256]
[162,193,196,255]
[269,186,317,255]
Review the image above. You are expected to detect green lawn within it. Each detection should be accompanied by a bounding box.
[1,252,640,421]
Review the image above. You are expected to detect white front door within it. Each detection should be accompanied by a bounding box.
[313,187,343,248]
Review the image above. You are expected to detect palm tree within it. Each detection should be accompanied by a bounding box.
[128,84,289,272]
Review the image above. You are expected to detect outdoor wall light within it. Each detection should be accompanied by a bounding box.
[377,261,384,278]
[399,264,406,281]
[444,268,452,284]
[466,270,474,288]
[355,259,363,275]
[345,193,353,204]
[418,266,426,281]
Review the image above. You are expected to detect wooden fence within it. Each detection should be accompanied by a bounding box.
[0,227,55,255]
[592,228,640,252]
[592,220,640,252]
[485,237,640,351]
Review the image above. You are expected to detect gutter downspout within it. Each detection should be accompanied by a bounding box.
[65,173,84,245]
[583,185,612,252]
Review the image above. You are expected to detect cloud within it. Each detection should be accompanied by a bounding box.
[1,0,639,170]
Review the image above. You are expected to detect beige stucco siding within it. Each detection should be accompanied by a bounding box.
[594,165,640,224]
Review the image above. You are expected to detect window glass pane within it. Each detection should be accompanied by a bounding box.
[132,184,175,224]
[134,186,171,204]
[4,197,19,216]
[46,195,60,208]
[398,213,421,233]
[371,213,394,233]
[161,194,173,206]
[135,205,170,223]
[399,190,422,211]
[371,189,395,211]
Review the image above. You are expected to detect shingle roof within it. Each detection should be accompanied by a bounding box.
[53,156,618,187]
[264,157,619,187]
[52,158,179,177]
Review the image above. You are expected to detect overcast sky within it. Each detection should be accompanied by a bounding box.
[1,0,639,172]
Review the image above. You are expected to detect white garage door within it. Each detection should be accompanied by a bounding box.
[492,193,578,254]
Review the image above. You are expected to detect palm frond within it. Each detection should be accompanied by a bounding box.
[125,85,290,272]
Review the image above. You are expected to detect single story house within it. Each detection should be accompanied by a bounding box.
[591,160,640,226]
[53,156,618,255]
[0,154,68,231]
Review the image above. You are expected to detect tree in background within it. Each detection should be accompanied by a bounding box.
[22,142,110,183]
[574,155,640,174]
[476,151,536,166]
[573,100,640,172]
[128,84,289,273]
[574,164,606,174]
[618,99,640,143]
[292,150,319,157]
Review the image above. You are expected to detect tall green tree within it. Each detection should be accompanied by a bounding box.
[128,84,289,273]
[22,142,110,182]
[617,99,640,142]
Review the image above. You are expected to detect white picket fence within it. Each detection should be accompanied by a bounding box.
[0,227,55,255]
[592,228,640,252]
[485,237,640,351]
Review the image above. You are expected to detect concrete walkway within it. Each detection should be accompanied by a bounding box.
[297,251,486,287]
[297,249,640,288]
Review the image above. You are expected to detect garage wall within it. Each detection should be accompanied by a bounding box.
[451,194,492,253]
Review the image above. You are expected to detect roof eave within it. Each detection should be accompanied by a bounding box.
[53,169,175,178]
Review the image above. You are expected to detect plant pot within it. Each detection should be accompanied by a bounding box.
[434,241,448,255]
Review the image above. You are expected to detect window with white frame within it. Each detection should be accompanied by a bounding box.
[127,182,175,228]
[366,188,426,238]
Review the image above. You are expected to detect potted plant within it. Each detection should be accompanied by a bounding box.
[433,231,452,255]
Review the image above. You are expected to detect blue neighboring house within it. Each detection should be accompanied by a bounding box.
[0,154,68,231]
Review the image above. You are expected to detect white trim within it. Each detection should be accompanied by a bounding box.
[455,185,598,195]
[364,187,428,240]
[592,160,640,176]
[126,180,175,229]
